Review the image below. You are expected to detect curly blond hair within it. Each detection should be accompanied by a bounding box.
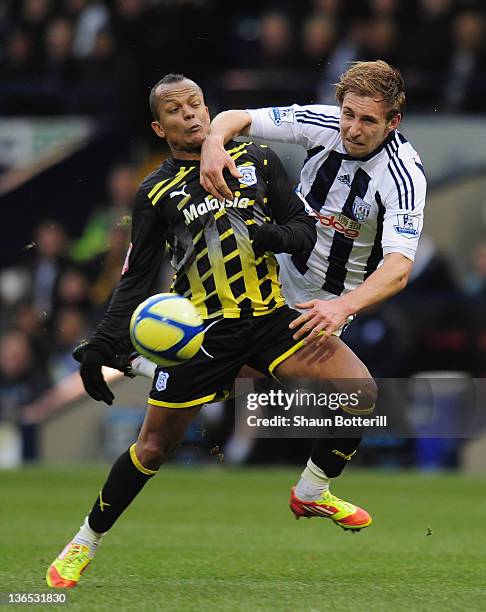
[335,60,405,120]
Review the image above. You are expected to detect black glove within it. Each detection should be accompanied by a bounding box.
[252,223,290,257]
[76,345,115,405]
[73,341,134,376]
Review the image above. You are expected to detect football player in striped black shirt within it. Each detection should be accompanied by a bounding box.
[201,60,427,523]
[46,74,375,589]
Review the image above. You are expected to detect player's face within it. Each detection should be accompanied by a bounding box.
[151,80,210,159]
[340,93,401,158]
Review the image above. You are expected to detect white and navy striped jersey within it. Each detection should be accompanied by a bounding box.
[247,104,427,306]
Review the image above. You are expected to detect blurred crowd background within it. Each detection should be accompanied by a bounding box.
[1,0,486,468]
[2,0,486,124]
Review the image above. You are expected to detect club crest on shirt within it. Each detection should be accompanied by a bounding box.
[352,196,371,221]
[155,371,170,391]
[269,106,294,126]
[394,214,419,238]
[237,165,257,186]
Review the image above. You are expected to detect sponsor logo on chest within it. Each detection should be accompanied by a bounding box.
[311,211,362,239]
[183,194,251,223]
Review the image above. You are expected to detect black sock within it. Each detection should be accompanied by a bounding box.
[88,444,157,533]
[311,436,362,478]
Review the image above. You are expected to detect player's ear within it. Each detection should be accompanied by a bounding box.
[388,113,401,131]
[151,121,165,139]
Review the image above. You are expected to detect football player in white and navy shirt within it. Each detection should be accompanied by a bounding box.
[201,60,426,526]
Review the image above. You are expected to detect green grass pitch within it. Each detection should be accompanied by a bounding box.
[1,465,486,611]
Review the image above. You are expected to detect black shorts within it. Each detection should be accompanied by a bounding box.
[148,305,303,409]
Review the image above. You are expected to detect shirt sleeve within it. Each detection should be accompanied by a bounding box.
[247,104,340,150]
[262,146,317,255]
[90,187,167,356]
[381,158,427,261]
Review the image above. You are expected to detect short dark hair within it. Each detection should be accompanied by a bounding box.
[149,73,189,120]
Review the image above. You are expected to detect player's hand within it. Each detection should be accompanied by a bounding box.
[252,223,287,257]
[200,134,242,201]
[289,299,350,346]
[73,341,134,377]
[78,346,115,405]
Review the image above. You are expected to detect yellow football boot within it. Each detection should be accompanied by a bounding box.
[46,541,92,588]
[290,487,372,531]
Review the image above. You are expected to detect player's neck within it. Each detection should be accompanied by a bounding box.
[170,146,202,161]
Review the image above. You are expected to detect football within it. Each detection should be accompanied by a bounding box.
[130,293,204,366]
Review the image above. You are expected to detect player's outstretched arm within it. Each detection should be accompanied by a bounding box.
[290,253,413,346]
[200,110,252,200]
[79,188,167,404]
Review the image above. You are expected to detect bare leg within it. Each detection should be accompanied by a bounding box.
[275,337,377,489]
[275,336,377,411]
[136,404,201,470]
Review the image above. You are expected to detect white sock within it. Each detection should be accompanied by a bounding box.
[130,355,157,379]
[294,459,331,501]
[72,516,104,558]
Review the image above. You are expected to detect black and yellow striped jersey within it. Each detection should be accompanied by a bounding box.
[92,141,315,355]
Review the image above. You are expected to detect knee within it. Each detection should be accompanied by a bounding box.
[135,438,171,471]
[342,378,378,416]
[363,378,378,409]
